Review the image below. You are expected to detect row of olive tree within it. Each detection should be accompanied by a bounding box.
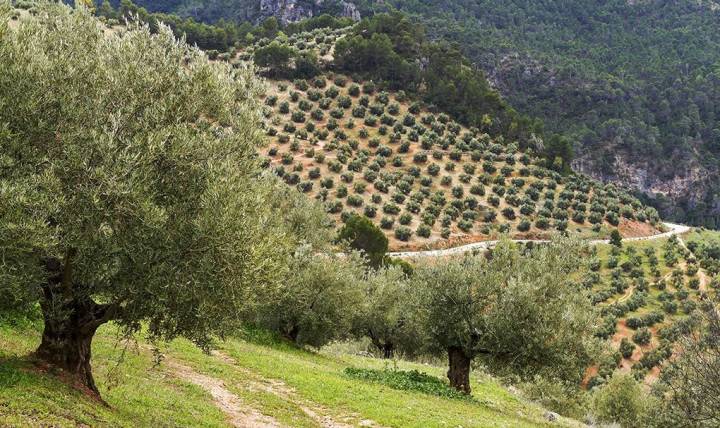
[265,221,601,394]
[0,3,600,399]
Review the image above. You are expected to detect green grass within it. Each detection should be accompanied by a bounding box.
[0,315,578,427]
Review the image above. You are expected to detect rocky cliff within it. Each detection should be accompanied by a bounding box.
[259,0,361,24]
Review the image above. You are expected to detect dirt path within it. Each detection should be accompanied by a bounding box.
[211,351,377,428]
[388,222,691,259]
[166,359,284,428]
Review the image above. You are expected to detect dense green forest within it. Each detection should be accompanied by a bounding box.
[115,0,720,228]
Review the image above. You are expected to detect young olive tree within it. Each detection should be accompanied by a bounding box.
[0,4,295,395]
[411,238,599,394]
[255,248,366,347]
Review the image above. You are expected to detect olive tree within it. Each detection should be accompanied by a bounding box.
[354,266,420,359]
[411,238,599,394]
[658,298,720,426]
[255,247,366,347]
[0,4,295,395]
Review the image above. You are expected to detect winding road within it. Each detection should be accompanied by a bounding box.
[388,222,691,259]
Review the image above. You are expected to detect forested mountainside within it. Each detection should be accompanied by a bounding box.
[113,0,720,229]
[360,0,720,229]
[106,0,361,24]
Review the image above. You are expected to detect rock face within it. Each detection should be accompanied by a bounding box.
[259,0,361,25]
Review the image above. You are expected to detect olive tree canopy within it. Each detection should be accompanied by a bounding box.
[411,238,599,394]
[0,2,298,394]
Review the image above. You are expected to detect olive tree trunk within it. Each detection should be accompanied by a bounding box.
[36,256,115,397]
[447,346,472,394]
[36,309,99,395]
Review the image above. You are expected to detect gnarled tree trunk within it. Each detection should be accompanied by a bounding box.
[447,346,472,394]
[381,343,395,359]
[284,324,300,343]
[36,255,115,397]
[36,307,99,394]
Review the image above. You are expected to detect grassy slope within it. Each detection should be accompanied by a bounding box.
[0,317,578,427]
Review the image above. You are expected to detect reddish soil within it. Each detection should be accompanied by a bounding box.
[619,218,661,238]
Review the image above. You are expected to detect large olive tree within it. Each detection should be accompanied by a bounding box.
[411,238,599,394]
[0,3,295,395]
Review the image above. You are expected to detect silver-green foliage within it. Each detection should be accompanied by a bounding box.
[255,247,366,347]
[0,2,299,346]
[411,238,600,383]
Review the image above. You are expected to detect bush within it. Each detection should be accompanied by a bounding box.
[344,368,471,401]
[517,219,531,232]
[632,328,651,346]
[394,226,412,241]
[592,373,652,427]
[348,83,360,96]
[620,338,635,359]
[417,224,432,238]
[336,215,388,267]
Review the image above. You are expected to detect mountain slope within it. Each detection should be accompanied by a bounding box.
[353,0,720,229]
[120,0,720,229]
[246,22,661,251]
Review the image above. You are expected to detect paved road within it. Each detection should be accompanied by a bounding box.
[387,222,691,259]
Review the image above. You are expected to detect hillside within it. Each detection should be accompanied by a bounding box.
[586,231,716,387]
[0,315,579,427]
[249,21,662,251]
[351,0,720,230]
[118,0,720,229]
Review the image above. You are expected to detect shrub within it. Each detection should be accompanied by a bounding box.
[348,83,360,96]
[380,217,394,229]
[344,368,471,401]
[502,207,515,220]
[417,224,432,238]
[383,203,401,215]
[632,328,652,346]
[291,111,306,123]
[362,81,376,94]
[620,338,635,359]
[347,195,364,207]
[517,219,531,232]
[395,226,412,241]
[592,374,652,427]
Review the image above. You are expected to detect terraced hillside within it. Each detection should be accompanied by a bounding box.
[586,232,718,387]
[250,28,662,251]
